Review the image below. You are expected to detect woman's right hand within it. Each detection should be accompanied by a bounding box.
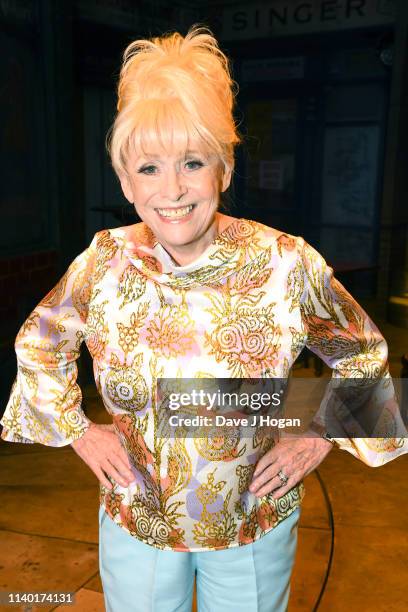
[70,422,135,489]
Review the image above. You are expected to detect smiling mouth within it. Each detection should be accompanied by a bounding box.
[155,204,196,219]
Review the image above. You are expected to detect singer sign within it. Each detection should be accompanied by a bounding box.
[222,0,395,40]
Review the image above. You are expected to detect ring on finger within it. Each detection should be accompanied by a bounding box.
[277,469,289,486]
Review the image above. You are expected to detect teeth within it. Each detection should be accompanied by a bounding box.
[156,205,194,218]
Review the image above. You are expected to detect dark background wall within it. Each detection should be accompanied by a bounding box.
[1,0,407,407]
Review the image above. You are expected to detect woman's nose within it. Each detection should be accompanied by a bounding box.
[160,167,187,201]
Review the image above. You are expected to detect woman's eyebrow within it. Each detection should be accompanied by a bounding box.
[138,150,203,161]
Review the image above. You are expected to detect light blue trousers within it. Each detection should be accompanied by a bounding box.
[99,505,301,612]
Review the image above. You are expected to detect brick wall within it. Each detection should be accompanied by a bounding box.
[0,250,58,337]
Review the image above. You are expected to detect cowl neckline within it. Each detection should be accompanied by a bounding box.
[109,216,259,289]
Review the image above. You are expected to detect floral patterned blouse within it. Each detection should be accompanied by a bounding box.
[1,216,407,552]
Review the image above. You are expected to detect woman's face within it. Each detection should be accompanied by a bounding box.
[120,148,232,265]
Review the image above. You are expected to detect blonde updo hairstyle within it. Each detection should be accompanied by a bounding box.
[107,24,241,181]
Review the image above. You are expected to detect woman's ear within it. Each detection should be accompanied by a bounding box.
[221,164,232,193]
[119,172,134,203]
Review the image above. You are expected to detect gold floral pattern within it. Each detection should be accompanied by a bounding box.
[39,268,71,308]
[105,366,148,412]
[2,216,407,552]
[1,391,23,438]
[117,305,149,354]
[85,301,109,359]
[93,230,119,284]
[194,426,245,461]
[118,265,147,310]
[146,301,197,358]
[192,470,237,549]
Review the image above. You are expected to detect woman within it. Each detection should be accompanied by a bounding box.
[1,25,407,612]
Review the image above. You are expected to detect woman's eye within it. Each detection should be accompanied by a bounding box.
[185,160,204,170]
[138,165,157,175]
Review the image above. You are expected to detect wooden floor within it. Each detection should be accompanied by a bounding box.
[1,415,407,611]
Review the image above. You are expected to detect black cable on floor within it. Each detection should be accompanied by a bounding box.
[312,469,335,612]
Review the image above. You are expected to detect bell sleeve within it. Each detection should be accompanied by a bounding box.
[296,236,408,467]
[0,234,98,447]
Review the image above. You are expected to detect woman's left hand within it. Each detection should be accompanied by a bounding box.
[249,436,334,498]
